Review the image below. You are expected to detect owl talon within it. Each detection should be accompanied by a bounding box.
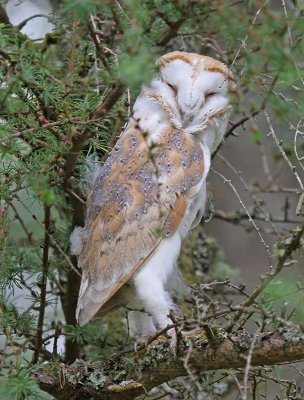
[168,328,177,358]
[134,331,171,354]
[181,327,203,340]
[133,338,141,353]
[134,335,150,353]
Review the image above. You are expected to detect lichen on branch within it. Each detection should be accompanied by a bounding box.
[34,327,304,400]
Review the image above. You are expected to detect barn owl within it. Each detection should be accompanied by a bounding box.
[71,51,233,351]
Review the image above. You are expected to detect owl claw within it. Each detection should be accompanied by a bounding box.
[134,331,161,353]
[133,338,140,353]
[134,335,152,353]
[181,327,203,339]
[168,328,177,358]
[133,328,178,357]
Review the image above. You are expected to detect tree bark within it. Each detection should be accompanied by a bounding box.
[63,259,81,363]
[34,327,304,400]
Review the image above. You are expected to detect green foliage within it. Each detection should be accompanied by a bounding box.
[63,322,119,359]
[0,300,36,335]
[1,368,41,400]
[119,38,155,91]
[64,322,106,345]
[262,277,304,323]
[61,0,96,21]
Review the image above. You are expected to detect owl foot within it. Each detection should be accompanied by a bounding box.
[134,332,167,354]
[181,327,204,340]
[133,335,150,353]
[133,327,178,357]
[167,327,177,358]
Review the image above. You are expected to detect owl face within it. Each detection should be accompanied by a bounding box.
[133,51,233,152]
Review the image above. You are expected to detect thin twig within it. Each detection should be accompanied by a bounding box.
[243,329,261,400]
[0,304,19,366]
[230,0,270,84]
[16,195,81,277]
[68,21,79,75]
[212,168,273,264]
[217,153,281,237]
[0,118,102,144]
[265,110,304,191]
[226,223,304,332]
[10,203,33,241]
[18,14,50,30]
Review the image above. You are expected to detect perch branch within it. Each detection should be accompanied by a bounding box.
[33,328,304,400]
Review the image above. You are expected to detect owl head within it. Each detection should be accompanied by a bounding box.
[133,51,234,153]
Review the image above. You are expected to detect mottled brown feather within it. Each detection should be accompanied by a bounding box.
[77,120,205,325]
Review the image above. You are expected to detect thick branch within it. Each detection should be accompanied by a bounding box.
[157,18,187,47]
[0,5,11,25]
[63,256,81,363]
[34,328,304,400]
[33,205,51,364]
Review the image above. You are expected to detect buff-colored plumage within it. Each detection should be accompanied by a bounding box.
[71,51,233,343]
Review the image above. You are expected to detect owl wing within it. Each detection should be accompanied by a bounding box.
[76,124,205,326]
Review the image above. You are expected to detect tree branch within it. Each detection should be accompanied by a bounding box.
[157,17,187,47]
[226,223,304,332]
[32,205,51,364]
[0,4,11,25]
[17,14,50,30]
[34,328,304,400]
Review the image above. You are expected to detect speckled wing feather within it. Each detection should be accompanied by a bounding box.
[76,121,205,326]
